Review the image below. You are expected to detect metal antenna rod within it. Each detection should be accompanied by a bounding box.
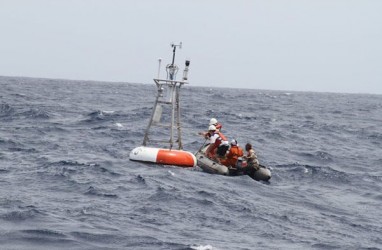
[157,58,162,79]
[170,42,182,66]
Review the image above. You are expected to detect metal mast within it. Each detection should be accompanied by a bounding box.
[142,43,190,150]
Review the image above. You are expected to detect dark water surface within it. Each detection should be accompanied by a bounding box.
[1,76,381,250]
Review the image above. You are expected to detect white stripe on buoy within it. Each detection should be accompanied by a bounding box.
[129,146,197,167]
[130,147,159,162]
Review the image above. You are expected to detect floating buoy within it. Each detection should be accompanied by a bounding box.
[129,146,197,167]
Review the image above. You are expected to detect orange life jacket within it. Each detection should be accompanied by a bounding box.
[222,146,243,166]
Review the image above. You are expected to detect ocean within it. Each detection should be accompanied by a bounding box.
[0,76,381,250]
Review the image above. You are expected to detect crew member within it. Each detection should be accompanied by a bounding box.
[221,139,244,168]
[204,125,229,160]
[198,118,223,138]
[242,143,260,178]
[209,118,222,132]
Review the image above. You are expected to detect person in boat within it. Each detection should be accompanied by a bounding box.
[209,118,222,131]
[241,143,260,177]
[198,118,223,138]
[220,139,244,168]
[204,125,229,160]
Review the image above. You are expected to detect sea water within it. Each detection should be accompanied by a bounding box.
[0,76,381,249]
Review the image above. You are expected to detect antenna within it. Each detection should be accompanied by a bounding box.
[170,42,182,65]
[157,58,162,79]
[167,42,182,80]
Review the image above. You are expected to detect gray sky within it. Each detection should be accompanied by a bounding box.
[1,0,381,94]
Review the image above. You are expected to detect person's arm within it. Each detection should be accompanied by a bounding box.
[198,131,210,139]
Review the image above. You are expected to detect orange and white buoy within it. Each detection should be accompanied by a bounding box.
[129,44,197,168]
[129,146,197,167]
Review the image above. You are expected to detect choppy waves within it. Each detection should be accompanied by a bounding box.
[1,76,382,249]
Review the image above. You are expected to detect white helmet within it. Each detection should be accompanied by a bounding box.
[208,125,216,131]
[231,139,237,146]
[209,118,218,125]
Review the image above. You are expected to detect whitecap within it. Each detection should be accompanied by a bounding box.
[190,245,216,250]
[115,123,123,128]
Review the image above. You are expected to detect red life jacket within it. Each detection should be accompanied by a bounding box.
[215,123,222,131]
[214,131,227,147]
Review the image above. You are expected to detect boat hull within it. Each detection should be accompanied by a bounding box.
[196,146,271,181]
[129,146,197,167]
[253,166,272,181]
[195,151,229,175]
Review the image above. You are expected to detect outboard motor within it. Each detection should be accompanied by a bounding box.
[236,157,248,169]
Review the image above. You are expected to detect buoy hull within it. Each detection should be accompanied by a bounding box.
[129,146,197,167]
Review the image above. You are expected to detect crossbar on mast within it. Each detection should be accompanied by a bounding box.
[142,43,190,150]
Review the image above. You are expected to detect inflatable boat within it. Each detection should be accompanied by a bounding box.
[195,151,229,175]
[195,145,271,181]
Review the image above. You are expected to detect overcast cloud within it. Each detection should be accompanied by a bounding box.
[0,0,381,94]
